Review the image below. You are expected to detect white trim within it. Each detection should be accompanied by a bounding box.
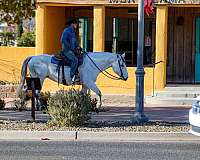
[189,129,200,137]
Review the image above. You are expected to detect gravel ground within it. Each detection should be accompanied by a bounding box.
[0,120,190,132]
[0,94,191,132]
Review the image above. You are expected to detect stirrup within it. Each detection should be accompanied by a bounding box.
[71,75,76,84]
[71,75,80,84]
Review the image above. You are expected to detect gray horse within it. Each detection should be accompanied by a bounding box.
[17,52,128,108]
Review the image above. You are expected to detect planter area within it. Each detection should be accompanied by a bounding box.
[0,85,18,99]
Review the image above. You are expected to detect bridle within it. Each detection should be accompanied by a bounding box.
[117,54,127,80]
[83,51,127,81]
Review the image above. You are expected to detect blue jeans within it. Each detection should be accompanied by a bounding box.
[62,50,78,78]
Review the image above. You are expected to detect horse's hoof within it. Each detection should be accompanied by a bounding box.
[95,108,99,114]
[62,80,67,85]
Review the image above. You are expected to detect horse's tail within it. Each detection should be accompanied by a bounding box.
[16,56,32,97]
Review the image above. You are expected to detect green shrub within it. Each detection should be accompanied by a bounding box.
[14,91,31,111]
[0,99,5,110]
[0,31,16,46]
[47,89,94,127]
[17,31,35,47]
[14,99,26,111]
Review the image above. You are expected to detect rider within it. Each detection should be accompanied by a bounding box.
[61,18,80,83]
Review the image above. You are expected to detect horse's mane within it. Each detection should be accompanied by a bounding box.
[87,52,116,57]
[43,52,116,61]
[44,52,115,57]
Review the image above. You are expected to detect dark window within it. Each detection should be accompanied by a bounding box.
[105,8,156,67]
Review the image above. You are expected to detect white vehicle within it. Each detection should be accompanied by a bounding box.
[189,96,200,136]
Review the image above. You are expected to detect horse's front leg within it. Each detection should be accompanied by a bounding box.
[83,82,102,109]
[81,84,89,94]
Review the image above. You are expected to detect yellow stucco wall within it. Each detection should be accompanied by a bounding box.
[0,47,35,82]
[36,4,46,54]
[45,6,66,54]
[36,5,65,55]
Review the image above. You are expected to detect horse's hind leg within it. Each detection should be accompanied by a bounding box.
[35,77,45,111]
[35,90,41,111]
[28,61,47,111]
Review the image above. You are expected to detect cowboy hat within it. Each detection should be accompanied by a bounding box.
[66,18,81,25]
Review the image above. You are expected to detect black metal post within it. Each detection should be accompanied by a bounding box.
[31,80,36,121]
[132,0,148,123]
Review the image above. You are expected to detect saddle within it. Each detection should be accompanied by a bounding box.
[51,51,71,66]
[51,51,83,85]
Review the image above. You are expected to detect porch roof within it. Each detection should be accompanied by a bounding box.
[37,0,200,3]
[36,0,137,5]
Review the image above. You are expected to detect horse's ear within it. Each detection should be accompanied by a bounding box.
[122,53,125,58]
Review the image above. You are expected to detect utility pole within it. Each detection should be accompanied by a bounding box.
[132,0,148,123]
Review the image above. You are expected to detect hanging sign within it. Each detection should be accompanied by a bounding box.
[155,0,200,3]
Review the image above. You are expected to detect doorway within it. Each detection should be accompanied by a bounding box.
[195,17,200,83]
[167,8,195,84]
[65,7,93,52]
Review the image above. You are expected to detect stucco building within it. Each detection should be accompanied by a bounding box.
[35,0,200,95]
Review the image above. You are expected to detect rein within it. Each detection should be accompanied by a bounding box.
[83,51,124,80]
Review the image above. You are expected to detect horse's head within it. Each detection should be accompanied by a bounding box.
[111,53,128,81]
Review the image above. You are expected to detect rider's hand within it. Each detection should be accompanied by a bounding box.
[76,46,82,51]
[76,46,82,55]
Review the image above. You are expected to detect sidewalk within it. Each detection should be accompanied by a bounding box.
[91,104,190,123]
[0,103,191,123]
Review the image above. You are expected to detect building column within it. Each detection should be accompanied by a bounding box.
[36,4,46,55]
[93,6,105,52]
[36,5,65,55]
[155,6,168,91]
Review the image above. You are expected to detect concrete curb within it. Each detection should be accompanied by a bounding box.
[77,132,200,141]
[0,131,76,141]
[0,131,199,141]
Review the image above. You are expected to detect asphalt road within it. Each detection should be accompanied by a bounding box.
[0,140,200,160]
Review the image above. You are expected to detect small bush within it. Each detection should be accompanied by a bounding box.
[0,99,5,110]
[47,89,94,127]
[14,99,26,111]
[17,31,35,47]
[14,91,30,111]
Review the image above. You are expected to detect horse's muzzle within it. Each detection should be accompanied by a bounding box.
[123,77,128,81]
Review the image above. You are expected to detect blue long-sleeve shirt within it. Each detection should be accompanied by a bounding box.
[61,26,79,52]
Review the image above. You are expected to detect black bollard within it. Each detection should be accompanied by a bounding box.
[26,77,41,121]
